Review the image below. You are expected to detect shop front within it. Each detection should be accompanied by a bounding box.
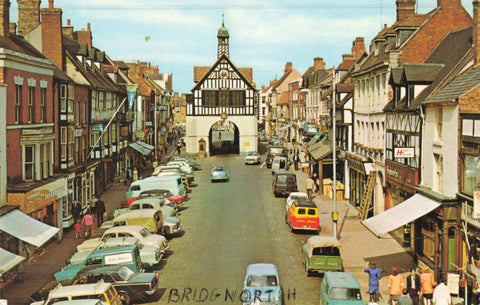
[346,152,371,208]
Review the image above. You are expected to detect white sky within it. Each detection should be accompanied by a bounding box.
[9,0,475,93]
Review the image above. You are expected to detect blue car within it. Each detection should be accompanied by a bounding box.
[242,263,283,305]
[211,165,229,182]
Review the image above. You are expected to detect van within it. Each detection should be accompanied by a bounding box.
[271,156,289,175]
[266,146,287,168]
[55,245,143,281]
[272,171,297,197]
[125,175,186,200]
[320,272,364,305]
[112,209,164,234]
[302,236,343,275]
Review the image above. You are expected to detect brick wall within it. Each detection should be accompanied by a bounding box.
[40,7,63,70]
[17,0,40,36]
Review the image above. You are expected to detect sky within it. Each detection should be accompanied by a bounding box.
[9,0,475,94]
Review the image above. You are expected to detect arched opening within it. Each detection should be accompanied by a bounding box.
[209,119,239,155]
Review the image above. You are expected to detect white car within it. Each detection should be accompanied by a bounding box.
[166,160,192,174]
[77,225,168,253]
[244,151,261,165]
[285,192,309,211]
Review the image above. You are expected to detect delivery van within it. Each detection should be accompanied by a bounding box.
[126,175,186,199]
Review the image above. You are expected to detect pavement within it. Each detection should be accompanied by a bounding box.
[1,146,422,305]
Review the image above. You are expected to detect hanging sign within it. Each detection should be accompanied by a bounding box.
[126,84,138,109]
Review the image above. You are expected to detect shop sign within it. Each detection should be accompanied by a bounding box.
[386,161,418,192]
[394,147,415,158]
[347,156,366,175]
[74,129,83,137]
[24,178,68,213]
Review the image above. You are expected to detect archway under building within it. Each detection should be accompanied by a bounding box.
[209,119,239,155]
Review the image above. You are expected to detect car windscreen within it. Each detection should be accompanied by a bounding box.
[312,246,341,256]
[246,275,278,287]
[277,175,287,184]
[117,265,135,281]
[328,288,361,300]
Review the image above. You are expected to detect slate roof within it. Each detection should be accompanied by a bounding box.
[404,63,444,83]
[0,34,51,60]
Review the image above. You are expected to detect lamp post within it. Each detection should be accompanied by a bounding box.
[332,67,338,239]
[154,88,158,158]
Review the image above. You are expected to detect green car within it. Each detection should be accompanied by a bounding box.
[302,236,343,276]
[320,272,364,305]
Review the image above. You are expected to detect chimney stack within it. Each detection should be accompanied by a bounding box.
[40,0,63,69]
[17,0,40,36]
[62,18,73,38]
[284,62,292,73]
[314,57,325,70]
[352,37,366,59]
[0,0,9,37]
[396,0,416,21]
[74,22,92,49]
[474,0,480,66]
[437,0,461,8]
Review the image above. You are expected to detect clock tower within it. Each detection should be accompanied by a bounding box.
[217,14,229,58]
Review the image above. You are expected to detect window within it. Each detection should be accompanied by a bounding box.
[60,84,67,112]
[15,85,22,124]
[463,155,480,194]
[219,89,229,106]
[68,85,74,113]
[61,127,67,161]
[435,108,443,140]
[91,90,97,109]
[68,127,74,160]
[24,145,34,181]
[106,92,112,109]
[98,91,105,109]
[28,87,35,123]
[40,88,46,123]
[202,90,217,107]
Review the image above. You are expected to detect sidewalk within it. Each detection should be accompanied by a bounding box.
[294,167,414,305]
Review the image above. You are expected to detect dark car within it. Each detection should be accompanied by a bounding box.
[266,146,287,168]
[272,170,297,197]
[32,265,159,305]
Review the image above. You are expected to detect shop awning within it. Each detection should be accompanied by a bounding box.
[0,210,59,247]
[308,131,323,146]
[362,193,441,237]
[128,140,154,156]
[0,247,25,274]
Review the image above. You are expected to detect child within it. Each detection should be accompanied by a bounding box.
[74,219,82,239]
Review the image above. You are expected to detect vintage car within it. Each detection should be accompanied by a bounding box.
[55,245,143,281]
[244,151,261,165]
[166,160,193,174]
[302,236,344,275]
[242,263,283,305]
[320,272,364,305]
[137,189,186,209]
[30,279,122,305]
[286,199,319,233]
[211,165,228,182]
[286,192,309,211]
[67,237,164,268]
[77,225,168,253]
[49,300,106,305]
[152,165,195,187]
[272,171,297,197]
[112,209,164,234]
[266,146,287,168]
[271,156,288,175]
[172,155,201,170]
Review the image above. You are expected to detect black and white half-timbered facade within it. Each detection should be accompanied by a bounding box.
[186,20,258,156]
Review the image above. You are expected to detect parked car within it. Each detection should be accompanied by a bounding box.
[166,160,192,174]
[286,192,309,211]
[172,155,201,170]
[211,165,229,182]
[55,245,143,281]
[242,263,283,305]
[272,171,297,197]
[125,175,186,200]
[30,280,122,305]
[77,225,168,253]
[266,146,287,168]
[271,156,288,175]
[320,272,364,305]
[152,166,195,188]
[67,237,164,268]
[286,199,319,233]
[112,209,164,234]
[302,236,344,275]
[137,189,186,209]
[245,151,261,165]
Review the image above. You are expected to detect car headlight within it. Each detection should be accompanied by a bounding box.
[275,295,280,301]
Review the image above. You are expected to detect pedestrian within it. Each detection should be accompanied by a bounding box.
[364,261,381,302]
[158,144,163,157]
[177,141,182,154]
[71,200,82,223]
[95,195,106,227]
[388,266,404,305]
[433,278,451,305]
[406,268,421,305]
[81,210,94,238]
[74,219,82,239]
[132,166,138,181]
[305,175,315,200]
[398,289,413,305]
[421,267,435,305]
[293,149,299,171]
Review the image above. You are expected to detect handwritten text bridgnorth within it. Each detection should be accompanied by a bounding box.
[166,288,297,303]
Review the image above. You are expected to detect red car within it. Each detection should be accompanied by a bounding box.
[121,189,186,209]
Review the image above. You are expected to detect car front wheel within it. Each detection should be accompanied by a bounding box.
[119,291,131,305]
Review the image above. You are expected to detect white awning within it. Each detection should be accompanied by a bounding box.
[362,193,441,237]
[0,210,59,247]
[0,247,25,274]
[129,140,154,156]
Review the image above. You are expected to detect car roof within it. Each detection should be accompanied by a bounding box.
[104,224,145,234]
[293,200,316,208]
[323,272,361,288]
[97,237,138,248]
[77,264,130,275]
[49,281,113,297]
[276,170,295,175]
[132,198,163,204]
[246,263,278,275]
[89,244,137,257]
[289,192,308,197]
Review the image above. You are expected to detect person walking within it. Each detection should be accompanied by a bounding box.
[433,278,451,305]
[72,200,82,223]
[293,146,299,171]
[364,261,381,302]
[421,267,435,305]
[305,176,315,200]
[389,267,404,305]
[74,219,82,239]
[407,268,421,305]
[132,166,139,181]
[81,210,94,238]
[398,289,413,305]
[95,195,106,227]
[176,141,182,154]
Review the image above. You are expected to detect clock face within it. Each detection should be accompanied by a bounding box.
[219,69,228,79]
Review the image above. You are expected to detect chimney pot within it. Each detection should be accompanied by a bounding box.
[67,19,70,25]
[284,62,292,73]
[87,22,91,31]
[314,57,325,70]
[48,0,53,9]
